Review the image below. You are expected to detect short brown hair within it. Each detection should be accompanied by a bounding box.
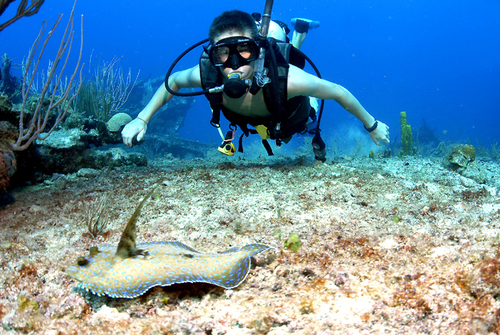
[209,10,259,44]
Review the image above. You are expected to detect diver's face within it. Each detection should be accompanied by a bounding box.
[214,30,256,80]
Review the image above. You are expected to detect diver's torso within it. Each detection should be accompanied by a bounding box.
[221,87,271,119]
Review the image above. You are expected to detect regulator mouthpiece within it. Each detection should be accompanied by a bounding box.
[223,73,251,99]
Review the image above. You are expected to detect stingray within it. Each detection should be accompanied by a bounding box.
[66,189,271,298]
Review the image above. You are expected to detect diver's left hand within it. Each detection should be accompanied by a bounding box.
[369,121,390,145]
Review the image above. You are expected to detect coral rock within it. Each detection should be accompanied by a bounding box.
[0,121,18,192]
[447,144,476,168]
[0,153,10,192]
[106,113,133,133]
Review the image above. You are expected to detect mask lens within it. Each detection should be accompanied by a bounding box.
[237,42,257,60]
[213,46,230,65]
[209,37,259,67]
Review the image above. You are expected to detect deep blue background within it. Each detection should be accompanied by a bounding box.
[1,0,499,149]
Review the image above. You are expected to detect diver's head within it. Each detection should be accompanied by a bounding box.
[208,11,260,79]
[209,10,259,45]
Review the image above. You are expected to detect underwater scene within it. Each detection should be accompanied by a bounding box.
[0,0,499,333]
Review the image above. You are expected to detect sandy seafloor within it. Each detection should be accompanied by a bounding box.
[1,151,500,334]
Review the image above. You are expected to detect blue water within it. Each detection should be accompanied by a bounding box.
[1,0,499,151]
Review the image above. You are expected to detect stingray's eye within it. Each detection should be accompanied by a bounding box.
[77,257,89,266]
[89,246,99,256]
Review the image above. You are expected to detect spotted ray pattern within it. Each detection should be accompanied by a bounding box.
[66,241,271,298]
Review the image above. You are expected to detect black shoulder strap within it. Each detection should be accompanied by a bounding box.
[199,50,224,127]
[199,50,221,93]
[261,39,292,140]
[264,41,306,112]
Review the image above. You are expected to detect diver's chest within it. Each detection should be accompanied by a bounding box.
[222,90,271,118]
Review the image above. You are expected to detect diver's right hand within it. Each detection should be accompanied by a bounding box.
[122,118,148,147]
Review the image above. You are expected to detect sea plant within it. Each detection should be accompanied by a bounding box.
[283,233,302,253]
[85,194,111,238]
[10,0,83,151]
[490,141,499,160]
[0,0,44,33]
[74,56,139,122]
[0,53,19,98]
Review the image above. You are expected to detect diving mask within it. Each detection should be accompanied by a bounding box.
[208,36,260,69]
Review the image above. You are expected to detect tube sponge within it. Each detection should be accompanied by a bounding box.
[398,111,414,157]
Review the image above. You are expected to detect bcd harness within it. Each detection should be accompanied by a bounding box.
[200,38,317,156]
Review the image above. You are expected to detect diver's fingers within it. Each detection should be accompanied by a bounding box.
[137,129,145,142]
[122,127,132,147]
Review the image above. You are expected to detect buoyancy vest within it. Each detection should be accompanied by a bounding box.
[199,38,312,154]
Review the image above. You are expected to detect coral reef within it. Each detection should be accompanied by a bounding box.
[0,59,200,190]
[0,84,204,189]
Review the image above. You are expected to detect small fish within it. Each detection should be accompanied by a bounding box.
[66,189,271,298]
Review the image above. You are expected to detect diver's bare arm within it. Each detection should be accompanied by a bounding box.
[135,85,168,123]
[288,66,376,128]
[324,82,376,129]
[137,65,201,123]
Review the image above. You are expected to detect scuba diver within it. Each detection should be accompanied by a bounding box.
[122,10,390,161]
